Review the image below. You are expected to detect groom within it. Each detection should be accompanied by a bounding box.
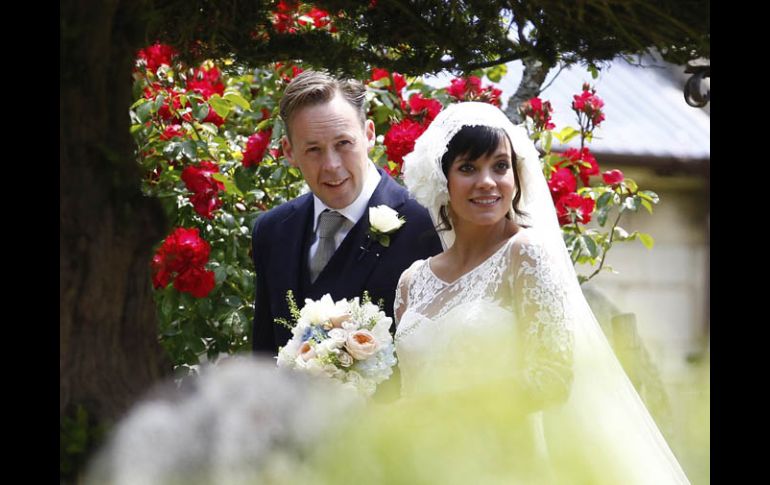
[252,70,442,354]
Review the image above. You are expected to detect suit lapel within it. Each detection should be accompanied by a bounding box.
[274,195,314,303]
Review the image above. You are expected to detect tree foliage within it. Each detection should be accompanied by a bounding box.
[144,0,709,78]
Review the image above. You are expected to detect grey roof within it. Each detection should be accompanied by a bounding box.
[425,57,710,161]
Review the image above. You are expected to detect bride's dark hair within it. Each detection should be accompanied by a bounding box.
[437,124,527,232]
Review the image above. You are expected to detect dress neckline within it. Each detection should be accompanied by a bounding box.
[426,230,525,286]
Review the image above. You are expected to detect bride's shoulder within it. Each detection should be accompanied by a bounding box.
[398,258,429,285]
[506,227,549,260]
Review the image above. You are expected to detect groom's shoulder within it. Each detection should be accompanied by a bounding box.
[252,193,311,236]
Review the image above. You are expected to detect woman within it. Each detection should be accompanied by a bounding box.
[394,102,690,484]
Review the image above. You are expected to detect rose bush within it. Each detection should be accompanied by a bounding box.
[132,3,658,371]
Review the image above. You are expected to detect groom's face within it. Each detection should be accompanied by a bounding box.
[282,93,375,209]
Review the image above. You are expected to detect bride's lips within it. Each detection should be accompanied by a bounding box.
[469,196,502,206]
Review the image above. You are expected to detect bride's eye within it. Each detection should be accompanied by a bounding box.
[495,161,511,171]
[457,162,475,173]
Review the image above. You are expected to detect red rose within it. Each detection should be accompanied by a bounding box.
[182,161,223,193]
[187,66,225,100]
[405,93,442,124]
[558,147,600,186]
[572,90,605,126]
[520,97,555,131]
[203,104,226,126]
[548,168,577,202]
[182,161,224,219]
[174,266,216,298]
[370,68,406,93]
[189,191,223,219]
[160,124,185,141]
[602,169,625,186]
[243,130,273,167]
[136,43,178,73]
[556,193,596,226]
[384,119,426,169]
[482,86,503,107]
[144,84,184,122]
[272,1,299,33]
[151,227,212,290]
[273,12,296,33]
[447,76,482,99]
[305,7,331,28]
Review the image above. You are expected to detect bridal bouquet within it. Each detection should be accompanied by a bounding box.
[276,292,397,397]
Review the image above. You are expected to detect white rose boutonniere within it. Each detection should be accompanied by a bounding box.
[368,205,405,248]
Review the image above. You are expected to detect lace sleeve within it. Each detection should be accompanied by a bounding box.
[394,261,420,326]
[510,234,575,409]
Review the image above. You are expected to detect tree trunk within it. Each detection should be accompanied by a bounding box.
[60,0,170,459]
[504,57,553,123]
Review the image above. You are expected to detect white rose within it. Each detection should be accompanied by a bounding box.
[337,351,354,367]
[328,328,348,345]
[345,330,380,360]
[369,205,405,234]
[316,338,343,356]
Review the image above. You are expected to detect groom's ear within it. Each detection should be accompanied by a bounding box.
[365,119,375,149]
[281,135,297,167]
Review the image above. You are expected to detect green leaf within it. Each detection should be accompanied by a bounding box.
[208,94,231,118]
[223,295,243,308]
[270,166,285,183]
[188,337,206,354]
[234,167,253,194]
[485,63,508,82]
[641,199,653,214]
[199,122,219,136]
[639,190,660,204]
[542,131,553,153]
[136,101,154,123]
[212,173,244,197]
[622,197,640,211]
[554,126,580,144]
[380,235,391,247]
[581,235,599,258]
[222,212,236,228]
[213,265,228,283]
[596,191,613,210]
[224,92,251,110]
[193,103,210,122]
[181,141,197,161]
[373,105,392,125]
[638,232,655,249]
[597,207,610,227]
[379,92,395,110]
[588,65,600,79]
[613,226,629,240]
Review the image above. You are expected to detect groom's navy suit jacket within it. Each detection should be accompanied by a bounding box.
[252,167,442,353]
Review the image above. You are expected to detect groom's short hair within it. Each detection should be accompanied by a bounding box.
[279,70,367,139]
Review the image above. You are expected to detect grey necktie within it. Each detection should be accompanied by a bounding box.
[310,210,346,283]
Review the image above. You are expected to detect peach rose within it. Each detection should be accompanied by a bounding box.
[345,330,379,360]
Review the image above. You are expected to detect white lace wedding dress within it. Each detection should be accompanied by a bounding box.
[394,228,690,484]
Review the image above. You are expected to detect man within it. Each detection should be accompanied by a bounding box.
[252,70,442,354]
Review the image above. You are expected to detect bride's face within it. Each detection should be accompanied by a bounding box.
[446,137,515,228]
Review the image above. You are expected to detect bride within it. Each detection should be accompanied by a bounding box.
[393,102,691,484]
